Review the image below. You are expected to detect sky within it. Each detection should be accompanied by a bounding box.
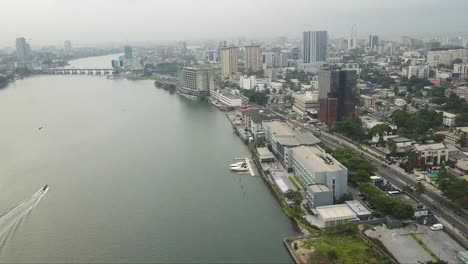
[1,0,468,48]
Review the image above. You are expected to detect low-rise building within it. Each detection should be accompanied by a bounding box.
[289,145,348,201]
[441,111,457,127]
[245,109,278,141]
[414,143,448,165]
[316,204,358,227]
[453,63,468,77]
[211,89,242,107]
[360,95,376,109]
[388,137,413,153]
[306,184,333,208]
[345,200,372,220]
[455,160,468,175]
[256,147,275,163]
[427,48,468,67]
[240,75,256,90]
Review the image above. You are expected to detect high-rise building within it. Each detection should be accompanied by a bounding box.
[348,25,357,50]
[64,40,72,55]
[318,70,356,125]
[177,66,215,99]
[302,31,328,63]
[290,47,300,61]
[124,46,133,60]
[245,45,261,72]
[220,46,238,78]
[15,37,31,61]
[368,34,379,50]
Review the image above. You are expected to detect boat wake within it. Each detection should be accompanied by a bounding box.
[0,187,48,250]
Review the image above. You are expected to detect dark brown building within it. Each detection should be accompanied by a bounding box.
[318,70,356,125]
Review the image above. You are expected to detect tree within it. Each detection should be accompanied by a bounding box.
[369,124,392,147]
[284,190,303,207]
[458,132,467,147]
[415,182,425,195]
[455,113,468,126]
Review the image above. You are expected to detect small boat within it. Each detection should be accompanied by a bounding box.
[231,165,248,172]
[230,162,246,168]
[42,184,48,191]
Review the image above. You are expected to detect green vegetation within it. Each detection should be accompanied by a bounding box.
[243,69,264,78]
[154,80,176,93]
[456,113,468,126]
[289,177,301,189]
[15,67,31,77]
[459,132,467,147]
[145,62,181,76]
[293,176,305,189]
[399,76,433,96]
[330,148,376,186]
[284,69,309,83]
[411,234,441,262]
[430,87,468,114]
[435,169,468,209]
[241,89,268,106]
[391,108,442,140]
[301,224,389,264]
[284,189,302,207]
[369,124,392,147]
[330,118,366,142]
[0,75,8,88]
[220,80,240,89]
[360,183,414,219]
[360,66,395,88]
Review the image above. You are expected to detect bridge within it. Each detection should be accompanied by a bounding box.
[34,68,114,75]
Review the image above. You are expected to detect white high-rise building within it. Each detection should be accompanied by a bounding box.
[348,24,357,50]
[15,37,31,61]
[302,31,328,63]
[64,40,72,56]
[402,65,430,79]
[220,46,238,79]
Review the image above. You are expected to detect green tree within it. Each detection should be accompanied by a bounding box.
[415,182,425,195]
[369,124,392,147]
[284,190,303,207]
[459,132,467,147]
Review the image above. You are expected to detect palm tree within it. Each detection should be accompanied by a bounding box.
[415,182,425,195]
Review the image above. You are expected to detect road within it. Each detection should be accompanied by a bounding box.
[282,117,468,245]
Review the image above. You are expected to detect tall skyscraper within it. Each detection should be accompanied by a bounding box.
[15,37,31,61]
[220,46,238,78]
[302,31,328,63]
[368,34,379,50]
[177,66,214,99]
[318,70,356,125]
[64,40,72,55]
[348,24,357,50]
[124,45,133,60]
[244,45,261,72]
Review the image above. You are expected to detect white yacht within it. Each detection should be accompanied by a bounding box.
[230,161,246,168]
[230,165,248,172]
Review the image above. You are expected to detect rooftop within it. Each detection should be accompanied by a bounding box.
[308,184,331,193]
[389,137,411,143]
[257,147,274,159]
[414,143,447,151]
[265,121,320,145]
[316,204,357,221]
[245,109,278,124]
[345,200,372,216]
[291,146,346,172]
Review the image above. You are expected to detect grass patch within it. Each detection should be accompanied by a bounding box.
[302,227,389,264]
[289,176,302,190]
[410,234,440,261]
[293,176,305,189]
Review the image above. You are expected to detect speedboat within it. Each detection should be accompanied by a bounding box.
[230,164,248,172]
[230,162,246,168]
[42,184,48,191]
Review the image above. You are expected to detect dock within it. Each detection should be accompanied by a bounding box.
[234,157,255,177]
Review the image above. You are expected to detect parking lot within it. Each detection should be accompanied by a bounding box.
[365,224,464,264]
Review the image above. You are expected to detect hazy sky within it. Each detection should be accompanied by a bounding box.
[1,0,467,48]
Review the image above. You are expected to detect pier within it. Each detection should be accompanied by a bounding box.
[234,157,255,176]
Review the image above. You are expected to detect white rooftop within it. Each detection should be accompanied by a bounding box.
[345,200,372,216]
[316,204,357,221]
[291,146,346,172]
[414,143,447,151]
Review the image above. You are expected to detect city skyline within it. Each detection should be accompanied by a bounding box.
[1,0,468,48]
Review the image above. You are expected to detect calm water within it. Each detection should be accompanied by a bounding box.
[0,54,297,263]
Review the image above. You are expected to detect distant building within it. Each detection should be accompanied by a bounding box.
[440,111,457,127]
[244,109,278,141]
[318,70,357,125]
[177,66,214,99]
[64,40,72,56]
[206,50,217,63]
[124,46,133,60]
[447,37,465,47]
[302,31,328,63]
[402,65,430,79]
[245,45,262,72]
[453,63,468,77]
[239,75,256,90]
[293,92,319,118]
[360,95,376,109]
[220,46,238,78]
[387,137,413,153]
[211,89,242,107]
[15,37,31,62]
[369,34,379,50]
[349,24,358,50]
[427,48,468,67]
[290,145,348,201]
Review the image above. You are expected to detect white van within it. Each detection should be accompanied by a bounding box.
[430,223,444,231]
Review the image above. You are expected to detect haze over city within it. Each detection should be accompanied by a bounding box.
[1,0,468,47]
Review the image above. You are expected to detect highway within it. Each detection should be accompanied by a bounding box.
[285,118,468,245]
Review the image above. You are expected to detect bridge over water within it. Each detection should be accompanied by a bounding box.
[34,68,114,75]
